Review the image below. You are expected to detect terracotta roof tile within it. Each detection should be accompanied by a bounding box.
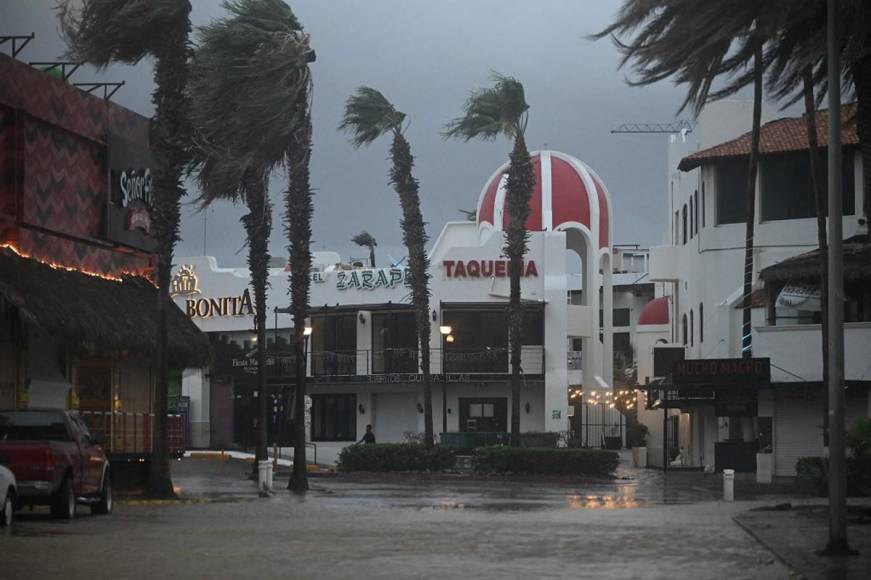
[678,103,858,171]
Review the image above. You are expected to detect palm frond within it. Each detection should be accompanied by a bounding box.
[351,230,377,248]
[188,0,314,207]
[339,87,406,147]
[443,72,528,141]
[57,0,189,65]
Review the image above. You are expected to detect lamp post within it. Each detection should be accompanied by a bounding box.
[439,325,452,436]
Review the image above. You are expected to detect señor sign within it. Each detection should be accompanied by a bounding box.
[442,259,538,278]
[672,357,770,387]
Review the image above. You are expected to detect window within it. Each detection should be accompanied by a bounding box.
[311,314,357,375]
[614,332,632,362]
[521,309,544,345]
[761,151,855,221]
[715,158,749,225]
[682,205,688,244]
[702,182,706,227]
[372,311,417,373]
[442,308,508,373]
[694,190,700,234]
[699,303,704,342]
[690,196,695,239]
[310,394,357,441]
[690,310,694,347]
[674,211,680,244]
[600,308,630,327]
[682,314,688,346]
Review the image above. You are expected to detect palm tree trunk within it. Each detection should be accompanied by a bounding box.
[390,131,433,447]
[288,106,314,492]
[741,46,763,359]
[243,172,272,464]
[803,67,830,440]
[854,53,871,228]
[505,133,534,446]
[146,5,191,499]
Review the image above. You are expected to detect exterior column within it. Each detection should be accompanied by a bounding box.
[543,231,569,432]
[602,252,614,388]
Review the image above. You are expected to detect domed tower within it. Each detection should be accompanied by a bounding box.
[476,150,615,389]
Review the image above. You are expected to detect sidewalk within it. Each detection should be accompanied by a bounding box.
[735,501,871,580]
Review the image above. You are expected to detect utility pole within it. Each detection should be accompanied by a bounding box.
[825,0,849,554]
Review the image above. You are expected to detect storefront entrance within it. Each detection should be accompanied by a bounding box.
[458,397,507,432]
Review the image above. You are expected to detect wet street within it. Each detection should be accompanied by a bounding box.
[0,457,793,580]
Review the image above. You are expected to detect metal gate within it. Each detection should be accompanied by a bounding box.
[569,402,625,449]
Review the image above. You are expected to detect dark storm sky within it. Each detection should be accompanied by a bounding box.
[2,0,692,265]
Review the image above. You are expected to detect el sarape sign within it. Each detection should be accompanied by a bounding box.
[672,358,770,388]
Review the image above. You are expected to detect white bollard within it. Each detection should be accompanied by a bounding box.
[258,460,273,495]
[723,468,735,502]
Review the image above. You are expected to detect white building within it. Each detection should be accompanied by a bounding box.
[173,150,657,463]
[637,101,871,477]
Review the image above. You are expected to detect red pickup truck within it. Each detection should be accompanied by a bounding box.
[0,409,112,519]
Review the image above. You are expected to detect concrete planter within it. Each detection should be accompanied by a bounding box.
[632,446,648,468]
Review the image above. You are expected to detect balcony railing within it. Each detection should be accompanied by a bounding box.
[304,346,545,377]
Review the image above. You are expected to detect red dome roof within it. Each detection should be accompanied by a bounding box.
[476,151,612,248]
[638,296,670,326]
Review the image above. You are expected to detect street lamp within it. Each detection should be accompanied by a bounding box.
[439,325,452,436]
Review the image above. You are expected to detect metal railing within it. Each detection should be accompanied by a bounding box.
[305,346,545,376]
[80,411,187,457]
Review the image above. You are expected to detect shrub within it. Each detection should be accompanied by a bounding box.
[473,447,619,476]
[518,432,560,449]
[337,443,455,472]
[795,457,827,496]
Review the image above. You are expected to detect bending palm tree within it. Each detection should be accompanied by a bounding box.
[352,230,378,267]
[59,0,193,498]
[443,74,532,446]
[189,0,314,471]
[286,85,314,492]
[340,88,434,447]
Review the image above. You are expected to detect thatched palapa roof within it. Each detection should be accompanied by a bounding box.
[760,235,871,284]
[0,249,210,367]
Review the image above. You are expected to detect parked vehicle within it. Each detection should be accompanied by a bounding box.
[0,409,112,519]
[0,463,15,527]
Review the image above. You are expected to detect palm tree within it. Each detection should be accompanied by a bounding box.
[59,0,193,498]
[188,0,314,470]
[340,88,434,447]
[352,230,378,267]
[286,85,315,492]
[443,73,533,446]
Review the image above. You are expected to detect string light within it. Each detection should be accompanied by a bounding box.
[1,242,146,284]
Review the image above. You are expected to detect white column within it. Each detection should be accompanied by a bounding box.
[602,253,614,388]
[543,231,569,432]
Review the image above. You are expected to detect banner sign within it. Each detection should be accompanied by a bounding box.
[672,357,770,388]
[106,132,156,252]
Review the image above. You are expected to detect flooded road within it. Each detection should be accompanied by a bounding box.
[0,458,790,579]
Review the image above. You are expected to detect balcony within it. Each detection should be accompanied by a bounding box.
[304,347,544,381]
[753,322,871,383]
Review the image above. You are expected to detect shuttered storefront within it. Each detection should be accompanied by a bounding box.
[774,387,824,477]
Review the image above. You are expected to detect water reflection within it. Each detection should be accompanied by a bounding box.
[566,493,640,509]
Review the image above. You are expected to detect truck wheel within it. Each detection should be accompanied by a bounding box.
[1,489,13,527]
[91,474,112,515]
[50,476,75,520]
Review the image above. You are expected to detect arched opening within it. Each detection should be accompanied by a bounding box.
[682,314,688,346]
[699,302,704,342]
[690,309,694,347]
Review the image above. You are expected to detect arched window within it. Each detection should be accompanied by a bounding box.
[699,303,704,343]
[690,196,696,239]
[690,310,694,347]
[682,314,688,346]
[702,182,706,227]
[682,204,688,245]
[694,190,700,235]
